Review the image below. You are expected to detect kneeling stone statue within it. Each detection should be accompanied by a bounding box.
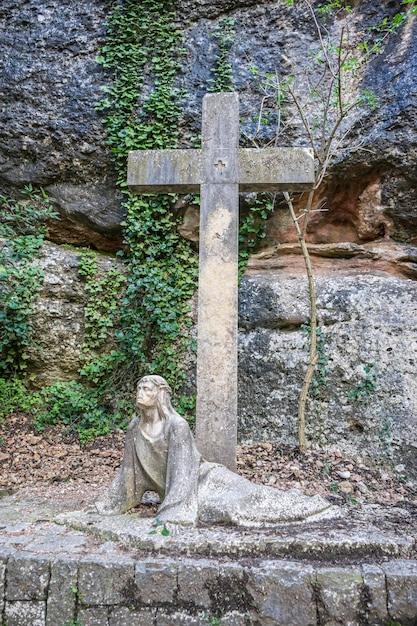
[95,375,333,527]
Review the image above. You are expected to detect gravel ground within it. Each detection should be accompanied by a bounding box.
[1,413,416,514]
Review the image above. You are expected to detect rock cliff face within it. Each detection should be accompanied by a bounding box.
[1,0,416,255]
[1,0,416,476]
[238,272,417,478]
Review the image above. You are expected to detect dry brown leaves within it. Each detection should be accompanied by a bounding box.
[0,413,416,511]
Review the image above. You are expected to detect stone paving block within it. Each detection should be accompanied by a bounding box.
[155,611,249,626]
[219,611,251,625]
[6,554,50,601]
[382,559,417,625]
[361,563,388,624]
[0,545,12,559]
[25,530,88,555]
[135,559,178,605]
[109,605,157,625]
[211,562,253,615]
[177,558,218,609]
[78,606,109,625]
[247,560,316,626]
[315,566,363,626]
[78,559,135,606]
[4,600,46,626]
[156,610,205,625]
[46,559,78,626]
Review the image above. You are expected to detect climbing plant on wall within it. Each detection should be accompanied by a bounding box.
[0,186,57,375]
[93,0,199,403]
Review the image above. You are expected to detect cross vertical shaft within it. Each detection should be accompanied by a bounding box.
[195,93,239,471]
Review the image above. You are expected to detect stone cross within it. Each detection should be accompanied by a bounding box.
[127,92,314,471]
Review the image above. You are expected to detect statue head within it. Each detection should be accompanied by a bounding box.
[136,375,175,421]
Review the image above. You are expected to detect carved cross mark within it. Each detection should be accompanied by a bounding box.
[214,159,227,172]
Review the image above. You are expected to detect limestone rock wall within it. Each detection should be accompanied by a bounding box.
[238,272,417,479]
[0,0,122,251]
[1,1,416,252]
[26,243,121,388]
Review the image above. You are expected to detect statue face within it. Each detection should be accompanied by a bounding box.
[136,379,159,408]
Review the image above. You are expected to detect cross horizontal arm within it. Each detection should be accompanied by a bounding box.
[128,149,202,194]
[238,148,314,192]
[128,147,314,194]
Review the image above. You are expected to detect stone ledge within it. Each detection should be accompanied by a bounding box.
[56,501,416,561]
[1,552,417,625]
[1,497,417,624]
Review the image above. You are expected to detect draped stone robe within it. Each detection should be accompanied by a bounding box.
[95,412,333,527]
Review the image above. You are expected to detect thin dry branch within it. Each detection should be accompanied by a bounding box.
[283,190,317,453]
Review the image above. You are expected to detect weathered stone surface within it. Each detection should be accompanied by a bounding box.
[4,601,46,626]
[155,612,204,625]
[1,492,417,626]
[247,560,316,626]
[25,529,89,555]
[26,242,122,387]
[46,560,78,626]
[108,606,156,626]
[180,1,417,246]
[57,499,415,561]
[46,182,124,251]
[382,560,417,625]
[6,554,50,601]
[238,272,417,480]
[0,0,122,247]
[217,613,249,626]
[361,564,388,625]
[134,560,178,605]
[315,567,363,626]
[78,606,110,626]
[78,558,135,606]
[177,558,218,609]
[0,554,6,604]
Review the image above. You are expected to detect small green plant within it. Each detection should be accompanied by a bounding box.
[0,378,37,421]
[238,195,273,276]
[149,517,170,536]
[32,380,128,444]
[208,16,236,92]
[379,417,393,460]
[0,186,58,375]
[70,585,83,602]
[348,364,379,404]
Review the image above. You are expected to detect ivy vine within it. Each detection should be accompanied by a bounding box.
[208,16,236,93]
[92,0,198,406]
[0,186,57,375]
